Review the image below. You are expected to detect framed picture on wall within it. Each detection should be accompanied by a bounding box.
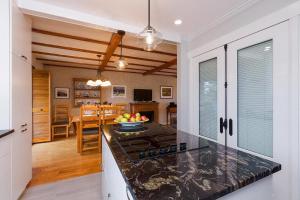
[160,86,173,99]
[112,85,126,98]
[55,87,70,99]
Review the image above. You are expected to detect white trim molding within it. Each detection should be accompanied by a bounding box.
[188,1,300,59]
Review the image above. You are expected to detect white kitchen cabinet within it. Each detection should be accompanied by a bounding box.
[10,0,32,198]
[0,135,12,200]
[102,135,134,200]
[11,54,32,200]
[11,0,32,62]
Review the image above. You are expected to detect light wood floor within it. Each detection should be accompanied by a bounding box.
[22,173,103,200]
[29,136,102,187]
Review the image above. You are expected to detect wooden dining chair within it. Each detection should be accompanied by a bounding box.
[51,104,71,140]
[101,105,122,125]
[79,105,101,154]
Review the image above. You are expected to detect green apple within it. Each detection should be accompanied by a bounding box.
[129,117,136,122]
[120,118,128,122]
[123,113,131,119]
[136,113,141,117]
[116,115,123,122]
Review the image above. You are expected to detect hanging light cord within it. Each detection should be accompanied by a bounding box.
[148,0,151,28]
[97,55,101,78]
[120,37,123,59]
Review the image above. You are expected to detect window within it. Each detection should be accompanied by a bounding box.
[199,58,218,140]
[237,40,273,157]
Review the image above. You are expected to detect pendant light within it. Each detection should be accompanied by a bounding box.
[138,0,162,51]
[87,55,111,87]
[114,30,128,70]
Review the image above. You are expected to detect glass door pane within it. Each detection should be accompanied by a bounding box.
[199,58,218,140]
[237,40,273,157]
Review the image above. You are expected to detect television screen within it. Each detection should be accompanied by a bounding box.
[134,89,152,101]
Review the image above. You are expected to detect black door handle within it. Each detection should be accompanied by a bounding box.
[229,119,233,136]
[220,117,224,133]
[220,118,227,133]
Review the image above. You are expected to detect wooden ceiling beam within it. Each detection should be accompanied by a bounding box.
[44,64,143,74]
[143,58,177,75]
[32,28,177,56]
[33,51,100,61]
[32,42,102,54]
[35,58,163,72]
[37,58,100,67]
[44,63,148,72]
[32,42,168,63]
[32,51,158,68]
[100,31,123,69]
[44,64,176,77]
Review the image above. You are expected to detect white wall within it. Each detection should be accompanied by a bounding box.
[177,41,190,132]
[189,0,299,51]
[44,66,177,125]
[0,0,11,129]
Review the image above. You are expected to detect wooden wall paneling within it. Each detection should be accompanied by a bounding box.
[32,70,51,143]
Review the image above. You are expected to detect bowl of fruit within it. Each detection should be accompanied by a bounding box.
[114,113,149,127]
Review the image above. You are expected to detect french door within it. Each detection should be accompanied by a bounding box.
[192,21,291,200]
[191,47,226,145]
[193,22,290,161]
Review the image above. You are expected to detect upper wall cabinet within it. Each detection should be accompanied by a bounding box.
[11,0,32,62]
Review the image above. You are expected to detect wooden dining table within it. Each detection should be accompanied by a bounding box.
[71,115,82,153]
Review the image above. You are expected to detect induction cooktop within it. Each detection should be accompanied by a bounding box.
[111,125,209,162]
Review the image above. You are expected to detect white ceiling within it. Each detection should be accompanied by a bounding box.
[20,0,265,42]
[20,0,298,42]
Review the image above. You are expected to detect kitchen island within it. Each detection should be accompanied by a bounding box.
[101,123,281,200]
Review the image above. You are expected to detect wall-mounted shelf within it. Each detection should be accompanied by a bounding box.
[73,78,101,107]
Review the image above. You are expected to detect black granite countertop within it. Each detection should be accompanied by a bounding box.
[102,123,281,200]
[0,129,14,139]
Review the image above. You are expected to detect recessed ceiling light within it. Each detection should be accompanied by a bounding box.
[174,19,182,25]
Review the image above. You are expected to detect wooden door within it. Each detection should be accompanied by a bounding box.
[32,70,51,143]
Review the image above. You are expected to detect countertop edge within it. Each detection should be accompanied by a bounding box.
[101,124,282,200]
[0,129,14,139]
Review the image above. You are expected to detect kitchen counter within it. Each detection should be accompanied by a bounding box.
[0,129,14,139]
[101,123,281,200]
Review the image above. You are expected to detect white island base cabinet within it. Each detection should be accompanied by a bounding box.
[102,135,134,200]
[218,176,274,200]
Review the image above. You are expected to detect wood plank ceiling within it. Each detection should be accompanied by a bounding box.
[32,18,177,78]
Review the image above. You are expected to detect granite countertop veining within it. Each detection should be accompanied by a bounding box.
[0,129,14,139]
[101,123,281,200]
